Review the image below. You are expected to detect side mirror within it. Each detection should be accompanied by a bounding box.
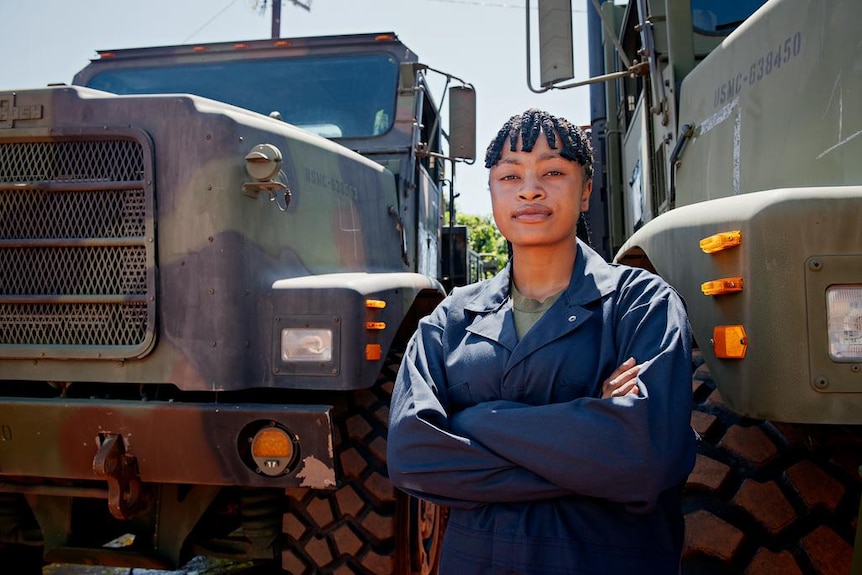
[448,85,476,162]
[538,0,574,86]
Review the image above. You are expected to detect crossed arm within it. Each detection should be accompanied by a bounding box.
[386,288,694,510]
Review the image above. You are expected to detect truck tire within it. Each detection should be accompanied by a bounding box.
[281,354,445,574]
[683,351,862,575]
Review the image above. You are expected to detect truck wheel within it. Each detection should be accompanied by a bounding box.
[281,354,445,574]
[682,351,862,575]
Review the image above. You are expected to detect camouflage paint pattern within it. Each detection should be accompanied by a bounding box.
[0,32,450,564]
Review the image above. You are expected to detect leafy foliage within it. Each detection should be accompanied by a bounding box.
[446,211,509,278]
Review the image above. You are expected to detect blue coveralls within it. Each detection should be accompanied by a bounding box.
[387,240,697,574]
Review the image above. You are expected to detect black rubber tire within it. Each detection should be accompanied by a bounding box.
[280,354,445,574]
[682,350,862,575]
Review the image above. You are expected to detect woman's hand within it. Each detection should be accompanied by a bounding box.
[601,357,642,398]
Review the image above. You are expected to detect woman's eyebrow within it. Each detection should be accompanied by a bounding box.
[496,152,563,165]
[496,157,521,165]
[537,152,564,161]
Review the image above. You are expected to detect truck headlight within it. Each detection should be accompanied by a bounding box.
[281,328,333,362]
[826,285,862,361]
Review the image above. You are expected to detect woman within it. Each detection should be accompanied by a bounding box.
[387,109,696,574]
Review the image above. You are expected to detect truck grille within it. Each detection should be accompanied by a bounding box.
[0,130,156,359]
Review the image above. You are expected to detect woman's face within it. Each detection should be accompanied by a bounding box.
[489,134,592,251]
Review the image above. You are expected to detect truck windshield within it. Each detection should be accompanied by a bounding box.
[85,53,399,139]
[691,0,768,35]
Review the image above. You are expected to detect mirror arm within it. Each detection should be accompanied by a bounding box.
[527,0,645,92]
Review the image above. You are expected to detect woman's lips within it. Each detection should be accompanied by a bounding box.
[512,204,551,221]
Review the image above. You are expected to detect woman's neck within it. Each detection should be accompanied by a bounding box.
[510,240,577,302]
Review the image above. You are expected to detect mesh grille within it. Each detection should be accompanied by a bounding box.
[0,134,156,358]
[0,188,147,240]
[0,302,149,346]
[0,139,144,183]
[0,244,148,296]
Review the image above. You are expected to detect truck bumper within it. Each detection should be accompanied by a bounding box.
[0,398,335,489]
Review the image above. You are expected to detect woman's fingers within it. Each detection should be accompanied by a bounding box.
[605,357,636,382]
[609,378,640,398]
[602,358,642,398]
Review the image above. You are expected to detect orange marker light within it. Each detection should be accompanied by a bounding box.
[700,230,742,254]
[365,299,387,309]
[365,344,383,361]
[251,427,293,459]
[249,426,293,477]
[701,277,744,296]
[712,325,748,359]
[365,321,386,331]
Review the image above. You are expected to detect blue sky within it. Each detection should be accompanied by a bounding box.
[2,0,592,215]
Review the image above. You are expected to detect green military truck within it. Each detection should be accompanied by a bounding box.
[533,0,862,572]
[0,32,475,573]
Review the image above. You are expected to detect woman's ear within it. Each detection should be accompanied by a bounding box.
[580,179,593,211]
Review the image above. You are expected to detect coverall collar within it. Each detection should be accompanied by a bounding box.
[461,240,619,356]
[463,239,618,314]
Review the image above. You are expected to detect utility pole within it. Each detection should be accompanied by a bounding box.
[270,1,312,39]
[271,0,281,38]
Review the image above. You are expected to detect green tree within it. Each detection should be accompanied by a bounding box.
[445,211,508,278]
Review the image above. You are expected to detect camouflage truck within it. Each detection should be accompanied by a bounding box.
[532,0,862,572]
[0,32,477,573]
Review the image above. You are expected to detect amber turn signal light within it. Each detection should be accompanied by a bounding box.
[250,425,294,477]
[712,325,748,359]
[701,277,744,296]
[252,427,293,459]
[365,344,382,361]
[700,231,742,254]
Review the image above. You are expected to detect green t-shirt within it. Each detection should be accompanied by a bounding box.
[511,283,564,340]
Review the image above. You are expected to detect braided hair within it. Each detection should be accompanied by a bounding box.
[484,109,593,180]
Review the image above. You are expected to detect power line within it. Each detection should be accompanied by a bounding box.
[421,0,586,10]
[183,0,240,43]
[183,0,585,44]
[184,0,316,43]
[424,0,526,7]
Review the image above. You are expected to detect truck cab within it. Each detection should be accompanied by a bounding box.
[0,32,474,573]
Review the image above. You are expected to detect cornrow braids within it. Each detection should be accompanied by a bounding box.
[484,108,593,180]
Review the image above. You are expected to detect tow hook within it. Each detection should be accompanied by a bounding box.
[93,434,148,520]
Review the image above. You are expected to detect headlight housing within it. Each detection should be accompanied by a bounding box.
[826,285,862,361]
[280,328,333,362]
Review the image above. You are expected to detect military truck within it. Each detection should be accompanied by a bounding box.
[0,32,476,573]
[532,0,862,572]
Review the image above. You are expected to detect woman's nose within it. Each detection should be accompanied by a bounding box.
[519,173,546,200]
